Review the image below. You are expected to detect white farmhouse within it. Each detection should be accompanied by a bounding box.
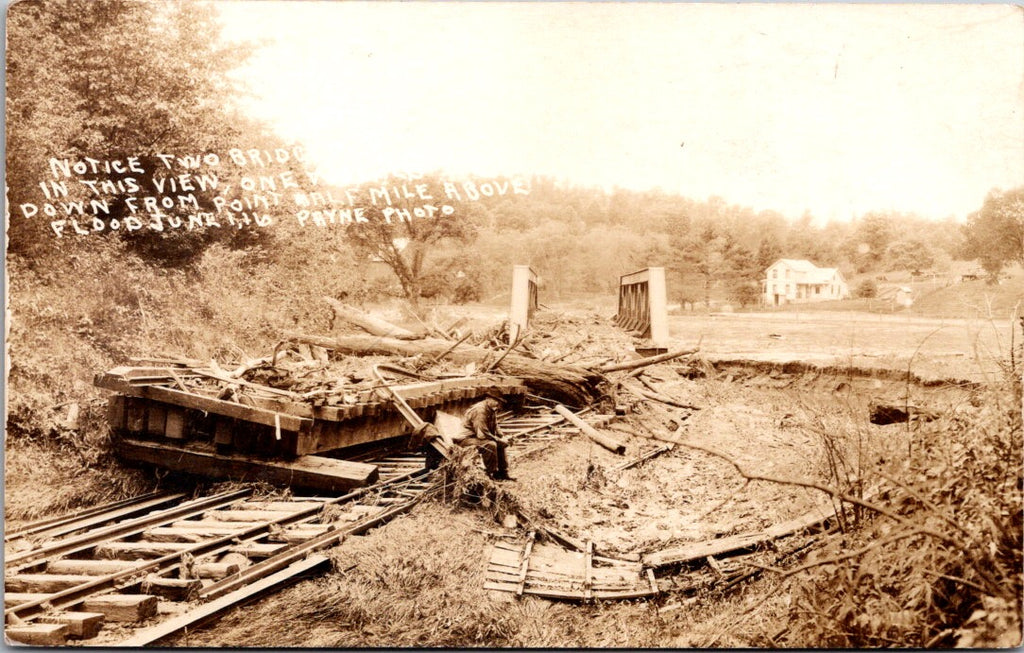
[763,259,850,306]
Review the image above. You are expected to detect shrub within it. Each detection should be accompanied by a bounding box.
[781,383,1022,647]
[854,279,878,298]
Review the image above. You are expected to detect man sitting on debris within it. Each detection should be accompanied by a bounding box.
[454,394,513,481]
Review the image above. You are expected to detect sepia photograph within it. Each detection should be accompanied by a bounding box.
[4,0,1023,647]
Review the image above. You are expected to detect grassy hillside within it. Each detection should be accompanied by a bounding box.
[909,270,1023,319]
[761,267,1023,320]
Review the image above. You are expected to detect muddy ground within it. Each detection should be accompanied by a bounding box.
[6,305,1001,646]
[167,309,984,647]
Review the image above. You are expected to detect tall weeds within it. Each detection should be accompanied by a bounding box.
[782,377,1021,647]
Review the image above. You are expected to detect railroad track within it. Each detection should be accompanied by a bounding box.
[4,453,432,646]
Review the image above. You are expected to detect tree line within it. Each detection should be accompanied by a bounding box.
[7,0,1023,310]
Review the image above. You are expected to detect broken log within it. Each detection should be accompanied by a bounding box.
[620,379,700,411]
[614,444,674,471]
[553,405,626,455]
[323,297,422,340]
[869,402,938,425]
[287,333,602,406]
[598,347,698,373]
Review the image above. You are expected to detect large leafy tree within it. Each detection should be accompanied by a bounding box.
[6,0,271,265]
[342,175,480,305]
[962,187,1024,279]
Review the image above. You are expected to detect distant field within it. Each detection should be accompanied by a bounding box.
[666,311,1016,382]
[433,281,1020,383]
[765,268,1023,320]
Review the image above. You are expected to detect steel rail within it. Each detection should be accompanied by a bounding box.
[6,471,431,624]
[4,491,181,544]
[5,489,253,569]
[122,473,436,646]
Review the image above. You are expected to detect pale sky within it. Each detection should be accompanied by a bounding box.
[216,2,1023,222]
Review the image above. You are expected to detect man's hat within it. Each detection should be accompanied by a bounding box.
[485,390,506,405]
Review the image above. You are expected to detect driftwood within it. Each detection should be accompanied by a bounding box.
[614,443,674,471]
[287,333,602,406]
[323,297,422,340]
[620,379,700,411]
[554,404,627,455]
[607,423,680,445]
[597,347,698,373]
[869,402,938,425]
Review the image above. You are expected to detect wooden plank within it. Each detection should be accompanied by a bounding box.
[126,399,146,435]
[6,573,96,593]
[4,592,50,608]
[584,541,594,601]
[107,395,127,431]
[214,418,234,446]
[46,560,141,576]
[168,520,256,530]
[146,404,167,439]
[484,580,525,593]
[236,501,326,512]
[142,575,202,601]
[117,555,331,646]
[539,525,587,553]
[517,533,535,597]
[643,505,834,567]
[495,566,634,583]
[164,408,186,440]
[143,526,236,543]
[593,555,643,570]
[297,413,418,456]
[94,541,197,560]
[201,509,301,522]
[267,526,333,544]
[113,438,378,493]
[191,368,304,399]
[554,405,626,455]
[592,587,657,599]
[97,381,310,432]
[193,562,241,579]
[225,543,286,558]
[38,611,105,639]
[504,584,588,601]
[81,594,158,622]
[6,623,68,645]
[614,444,674,471]
[486,569,521,582]
[492,541,523,552]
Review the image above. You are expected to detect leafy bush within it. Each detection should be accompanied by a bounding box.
[854,278,878,298]
[782,383,1022,647]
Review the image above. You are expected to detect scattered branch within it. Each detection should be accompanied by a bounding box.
[596,347,698,373]
[675,441,957,545]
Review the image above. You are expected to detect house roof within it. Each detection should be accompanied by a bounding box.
[768,259,846,285]
[772,258,819,272]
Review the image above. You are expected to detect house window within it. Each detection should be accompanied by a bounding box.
[772,270,778,279]
[815,286,820,295]
[785,269,790,279]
